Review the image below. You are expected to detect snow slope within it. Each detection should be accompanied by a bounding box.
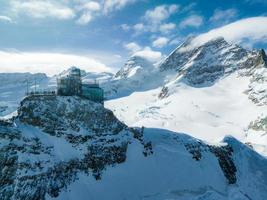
[48,129,267,200]
[105,37,267,155]
[1,96,267,200]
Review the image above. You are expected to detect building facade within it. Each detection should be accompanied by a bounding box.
[57,67,104,104]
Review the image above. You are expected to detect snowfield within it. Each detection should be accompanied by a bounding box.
[48,129,267,200]
[106,72,267,155]
[105,37,267,156]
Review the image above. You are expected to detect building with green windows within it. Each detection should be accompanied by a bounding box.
[57,67,104,104]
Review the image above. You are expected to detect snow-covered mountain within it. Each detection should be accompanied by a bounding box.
[105,37,267,155]
[1,95,266,200]
[103,56,164,99]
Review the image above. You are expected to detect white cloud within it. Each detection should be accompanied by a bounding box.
[75,1,101,25]
[189,17,267,50]
[210,9,237,23]
[152,37,169,48]
[10,1,75,20]
[103,0,136,14]
[144,4,179,24]
[124,42,163,63]
[180,15,204,28]
[0,51,112,76]
[121,24,131,31]
[77,1,101,11]
[0,15,12,23]
[133,23,145,32]
[124,42,142,53]
[159,23,176,33]
[169,37,183,46]
[76,12,93,25]
[6,0,138,24]
[133,47,163,63]
[130,4,178,34]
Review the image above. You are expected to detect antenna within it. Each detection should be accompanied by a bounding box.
[34,77,37,93]
[26,79,29,95]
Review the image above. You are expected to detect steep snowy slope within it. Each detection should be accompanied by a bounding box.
[0,95,266,200]
[106,37,267,155]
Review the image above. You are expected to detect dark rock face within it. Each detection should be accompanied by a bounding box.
[209,145,237,184]
[184,64,225,86]
[185,141,237,184]
[18,95,126,136]
[159,37,262,87]
[259,49,267,65]
[158,86,169,99]
[249,116,267,133]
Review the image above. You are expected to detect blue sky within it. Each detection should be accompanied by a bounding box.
[0,0,267,75]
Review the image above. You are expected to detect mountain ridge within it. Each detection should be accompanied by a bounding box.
[1,95,267,200]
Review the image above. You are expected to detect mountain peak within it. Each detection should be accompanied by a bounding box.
[114,55,154,79]
[158,36,259,86]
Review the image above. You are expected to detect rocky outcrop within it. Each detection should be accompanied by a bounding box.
[0,96,151,200]
[18,95,126,136]
[184,140,237,184]
[249,116,267,133]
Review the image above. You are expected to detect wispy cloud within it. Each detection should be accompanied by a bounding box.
[180,15,204,28]
[124,42,142,53]
[152,37,169,48]
[133,47,163,63]
[0,51,112,76]
[103,0,137,14]
[75,1,101,25]
[124,42,163,62]
[210,9,238,24]
[144,4,179,24]
[190,17,267,49]
[124,4,179,35]
[0,15,12,23]
[10,1,75,20]
[159,23,176,33]
[6,0,137,25]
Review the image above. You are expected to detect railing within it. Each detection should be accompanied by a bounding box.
[26,90,56,96]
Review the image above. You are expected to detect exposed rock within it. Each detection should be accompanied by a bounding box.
[249,116,267,133]
[184,140,237,184]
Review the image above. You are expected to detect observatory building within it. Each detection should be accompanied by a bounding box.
[57,67,104,104]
